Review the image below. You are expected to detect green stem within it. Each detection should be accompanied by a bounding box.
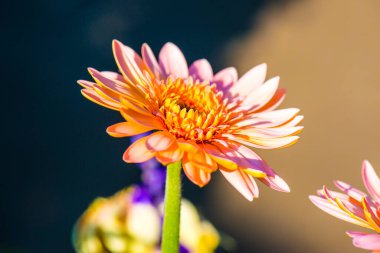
[161,160,182,253]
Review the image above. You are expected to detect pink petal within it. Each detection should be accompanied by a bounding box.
[158,42,188,78]
[237,126,303,139]
[112,40,147,85]
[220,169,259,201]
[241,76,279,109]
[222,141,272,175]
[88,68,143,101]
[123,136,155,163]
[259,174,290,192]
[189,59,213,81]
[309,195,370,228]
[213,67,237,92]
[362,160,380,203]
[77,79,96,88]
[141,43,163,78]
[281,115,304,127]
[203,144,238,170]
[254,88,286,113]
[146,131,176,152]
[100,71,125,82]
[235,108,300,128]
[106,122,153,138]
[229,63,267,98]
[334,180,366,202]
[80,89,120,110]
[223,134,300,150]
[347,232,380,250]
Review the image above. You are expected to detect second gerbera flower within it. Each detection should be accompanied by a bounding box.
[78,40,303,201]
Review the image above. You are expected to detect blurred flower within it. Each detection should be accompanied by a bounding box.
[78,40,303,200]
[73,187,219,253]
[310,160,380,252]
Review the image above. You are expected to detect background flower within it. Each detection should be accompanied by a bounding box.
[310,161,380,252]
[73,186,220,253]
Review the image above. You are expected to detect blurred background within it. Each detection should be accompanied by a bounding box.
[2,0,380,252]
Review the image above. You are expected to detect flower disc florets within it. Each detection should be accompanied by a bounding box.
[152,77,228,142]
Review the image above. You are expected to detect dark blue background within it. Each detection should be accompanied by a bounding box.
[1,0,291,252]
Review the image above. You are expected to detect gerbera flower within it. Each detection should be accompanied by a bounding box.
[310,160,380,252]
[78,40,303,201]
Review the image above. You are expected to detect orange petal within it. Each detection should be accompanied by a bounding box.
[146,131,176,152]
[177,139,200,153]
[183,155,211,187]
[120,107,164,130]
[220,169,259,201]
[106,122,153,138]
[155,146,184,165]
[123,136,155,163]
[186,151,217,173]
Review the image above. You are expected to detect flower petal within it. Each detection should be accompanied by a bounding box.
[236,126,303,139]
[235,108,300,128]
[186,151,217,173]
[220,169,259,201]
[259,174,290,192]
[123,136,155,163]
[80,89,120,110]
[347,231,380,250]
[141,43,163,78]
[146,131,176,152]
[254,88,286,113]
[183,154,212,187]
[189,59,213,81]
[155,146,184,165]
[120,107,164,130]
[241,76,279,110]
[159,42,188,78]
[213,67,237,93]
[106,122,153,138]
[309,195,371,228]
[88,67,144,101]
[218,140,271,175]
[229,63,267,98]
[100,71,125,82]
[177,139,200,153]
[362,160,380,203]
[203,144,238,170]
[334,180,366,203]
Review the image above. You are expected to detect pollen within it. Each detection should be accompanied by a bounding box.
[152,77,229,142]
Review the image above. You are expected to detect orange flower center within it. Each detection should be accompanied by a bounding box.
[153,77,232,143]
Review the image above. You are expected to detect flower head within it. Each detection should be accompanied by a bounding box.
[73,187,220,253]
[78,40,303,200]
[310,160,380,252]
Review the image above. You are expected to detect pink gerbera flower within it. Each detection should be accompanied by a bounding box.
[310,161,380,252]
[78,40,303,201]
